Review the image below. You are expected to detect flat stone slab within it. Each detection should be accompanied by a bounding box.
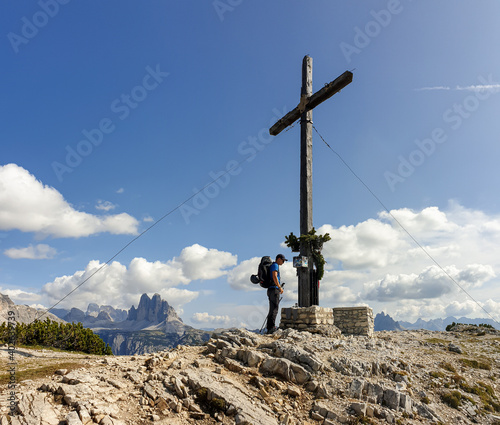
[184,369,278,425]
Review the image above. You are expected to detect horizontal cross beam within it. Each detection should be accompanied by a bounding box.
[269,70,353,136]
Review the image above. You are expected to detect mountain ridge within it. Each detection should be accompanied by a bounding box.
[0,292,210,355]
[399,315,498,331]
[374,312,405,331]
[50,293,209,355]
[0,293,64,325]
[374,311,498,332]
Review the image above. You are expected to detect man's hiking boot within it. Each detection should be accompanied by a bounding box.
[266,326,278,335]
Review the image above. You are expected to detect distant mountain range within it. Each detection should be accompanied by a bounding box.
[49,293,211,355]
[51,303,128,327]
[3,291,497,353]
[374,312,498,331]
[0,292,210,355]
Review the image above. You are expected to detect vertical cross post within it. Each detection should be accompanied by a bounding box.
[299,56,313,307]
[269,56,353,309]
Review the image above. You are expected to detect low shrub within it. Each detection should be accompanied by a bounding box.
[459,358,492,371]
[442,391,462,409]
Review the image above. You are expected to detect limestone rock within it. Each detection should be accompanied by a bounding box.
[448,342,463,353]
[65,411,83,425]
[184,369,278,425]
[260,357,310,385]
[383,389,400,411]
[351,402,366,417]
[15,391,61,424]
[2,327,499,425]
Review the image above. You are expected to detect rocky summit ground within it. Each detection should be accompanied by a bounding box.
[1,326,500,425]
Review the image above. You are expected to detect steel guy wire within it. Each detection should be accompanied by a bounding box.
[312,123,499,326]
[32,120,498,329]
[34,153,254,323]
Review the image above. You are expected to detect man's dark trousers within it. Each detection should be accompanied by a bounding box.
[266,287,280,331]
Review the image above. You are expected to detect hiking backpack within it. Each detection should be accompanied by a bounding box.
[250,256,273,288]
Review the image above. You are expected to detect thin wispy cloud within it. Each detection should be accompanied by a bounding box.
[416,86,451,91]
[416,84,500,92]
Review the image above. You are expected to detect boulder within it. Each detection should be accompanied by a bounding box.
[260,358,310,384]
[184,369,278,425]
[15,391,61,425]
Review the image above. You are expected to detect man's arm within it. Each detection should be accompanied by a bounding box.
[272,270,283,294]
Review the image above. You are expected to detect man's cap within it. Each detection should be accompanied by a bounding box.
[276,254,288,261]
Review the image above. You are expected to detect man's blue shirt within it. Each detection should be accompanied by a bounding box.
[269,262,280,288]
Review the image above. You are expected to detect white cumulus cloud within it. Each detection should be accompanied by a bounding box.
[95,200,116,211]
[177,244,237,281]
[6,203,500,324]
[0,288,42,305]
[363,264,494,302]
[191,312,232,326]
[41,244,236,310]
[312,204,500,321]
[4,244,57,260]
[393,298,500,323]
[41,259,197,311]
[318,220,407,269]
[0,164,139,238]
[227,257,296,292]
[227,257,262,291]
[379,206,458,236]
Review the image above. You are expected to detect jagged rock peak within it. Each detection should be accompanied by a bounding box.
[0,293,65,325]
[0,293,15,308]
[86,303,100,317]
[64,308,86,323]
[96,311,112,321]
[127,293,180,323]
[374,312,405,332]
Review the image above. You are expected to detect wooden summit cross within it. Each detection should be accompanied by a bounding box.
[269,56,353,308]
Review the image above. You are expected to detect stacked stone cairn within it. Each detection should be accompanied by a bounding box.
[332,307,374,337]
[280,306,336,335]
[280,305,374,337]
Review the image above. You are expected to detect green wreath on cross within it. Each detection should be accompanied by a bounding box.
[284,228,331,281]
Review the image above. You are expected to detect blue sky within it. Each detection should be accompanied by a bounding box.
[2,1,500,329]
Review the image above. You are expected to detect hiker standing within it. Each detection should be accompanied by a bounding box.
[266,254,287,334]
